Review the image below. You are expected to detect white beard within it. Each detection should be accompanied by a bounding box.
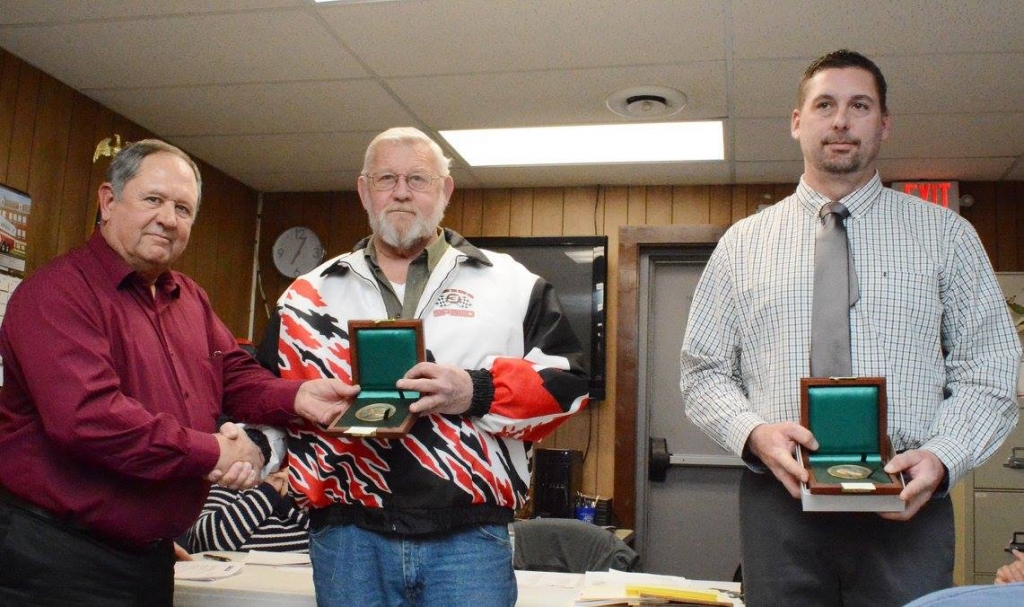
[370,202,445,253]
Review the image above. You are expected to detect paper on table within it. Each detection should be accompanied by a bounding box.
[576,570,742,606]
[174,561,244,581]
[515,570,582,588]
[244,551,311,566]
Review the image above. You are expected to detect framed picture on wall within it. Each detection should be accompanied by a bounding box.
[0,183,31,277]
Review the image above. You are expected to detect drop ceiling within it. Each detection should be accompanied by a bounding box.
[1,0,1021,192]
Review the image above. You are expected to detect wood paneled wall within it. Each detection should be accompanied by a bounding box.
[254,180,1021,501]
[0,48,258,336]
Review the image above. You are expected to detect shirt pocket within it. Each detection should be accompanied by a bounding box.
[860,269,942,360]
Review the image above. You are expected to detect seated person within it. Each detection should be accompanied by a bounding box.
[187,426,309,553]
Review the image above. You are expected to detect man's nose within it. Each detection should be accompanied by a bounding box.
[391,176,413,198]
[832,107,850,130]
[155,202,178,226]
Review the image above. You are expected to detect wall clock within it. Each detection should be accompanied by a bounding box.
[272,226,324,278]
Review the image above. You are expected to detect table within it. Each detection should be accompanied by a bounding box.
[175,552,740,606]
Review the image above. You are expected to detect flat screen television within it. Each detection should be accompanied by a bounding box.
[469,236,607,401]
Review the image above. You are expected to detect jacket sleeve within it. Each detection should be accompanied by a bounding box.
[471,278,590,441]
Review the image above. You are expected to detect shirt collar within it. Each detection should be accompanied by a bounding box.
[796,171,883,219]
[363,228,449,274]
[87,231,180,296]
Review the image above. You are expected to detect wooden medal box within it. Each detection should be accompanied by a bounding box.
[326,319,425,439]
[796,376,905,512]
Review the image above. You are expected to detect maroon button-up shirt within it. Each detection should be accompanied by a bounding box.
[0,233,302,546]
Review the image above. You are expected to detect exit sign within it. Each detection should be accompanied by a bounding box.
[891,181,960,213]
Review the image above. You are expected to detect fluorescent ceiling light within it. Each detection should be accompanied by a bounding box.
[439,121,724,167]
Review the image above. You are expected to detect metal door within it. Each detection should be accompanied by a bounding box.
[634,250,744,580]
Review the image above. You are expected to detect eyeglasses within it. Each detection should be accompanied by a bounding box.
[366,172,444,192]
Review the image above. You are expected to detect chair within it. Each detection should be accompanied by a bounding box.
[512,518,639,573]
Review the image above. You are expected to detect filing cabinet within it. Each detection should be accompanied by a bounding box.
[963,398,1024,584]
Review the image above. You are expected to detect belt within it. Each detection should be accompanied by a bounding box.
[0,484,169,555]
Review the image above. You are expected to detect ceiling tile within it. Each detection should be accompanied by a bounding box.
[885,113,1024,158]
[85,80,417,136]
[0,1,308,24]
[170,131,373,175]
[0,9,365,88]
[731,0,1024,57]
[320,0,726,77]
[734,160,805,184]
[236,170,361,193]
[878,157,1016,182]
[884,54,1024,115]
[389,62,727,130]
[732,118,800,162]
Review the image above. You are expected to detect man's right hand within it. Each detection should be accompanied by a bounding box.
[746,422,819,498]
[206,422,264,490]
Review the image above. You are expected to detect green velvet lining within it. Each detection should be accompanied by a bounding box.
[811,454,883,465]
[356,327,419,391]
[807,385,879,456]
[359,389,419,400]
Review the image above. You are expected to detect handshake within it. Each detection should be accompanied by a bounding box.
[206,421,269,490]
[205,378,359,490]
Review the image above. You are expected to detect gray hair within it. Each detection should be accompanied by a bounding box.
[362,127,452,176]
[107,139,203,206]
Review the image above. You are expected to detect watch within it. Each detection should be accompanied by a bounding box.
[272,226,324,278]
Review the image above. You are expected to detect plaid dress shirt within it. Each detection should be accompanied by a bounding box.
[680,173,1020,486]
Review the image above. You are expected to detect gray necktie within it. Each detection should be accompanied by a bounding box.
[810,202,858,377]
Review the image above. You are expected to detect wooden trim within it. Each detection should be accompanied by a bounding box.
[612,224,726,528]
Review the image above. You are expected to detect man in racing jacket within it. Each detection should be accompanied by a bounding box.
[259,126,589,606]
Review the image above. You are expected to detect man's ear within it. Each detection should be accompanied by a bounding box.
[356,175,372,212]
[97,183,116,222]
[442,175,455,203]
[790,108,802,141]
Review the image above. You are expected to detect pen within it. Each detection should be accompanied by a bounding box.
[203,554,231,562]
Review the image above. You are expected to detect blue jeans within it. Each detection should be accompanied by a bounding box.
[310,523,517,607]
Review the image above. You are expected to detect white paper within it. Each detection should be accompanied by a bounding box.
[576,570,742,606]
[174,561,244,581]
[244,551,312,566]
[515,570,582,588]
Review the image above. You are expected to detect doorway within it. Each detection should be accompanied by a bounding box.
[613,225,742,579]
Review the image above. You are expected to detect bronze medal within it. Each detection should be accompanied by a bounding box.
[354,403,396,422]
[827,464,872,480]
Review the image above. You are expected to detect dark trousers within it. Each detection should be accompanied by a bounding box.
[740,469,953,607]
[0,499,175,607]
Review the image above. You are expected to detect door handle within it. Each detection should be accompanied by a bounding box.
[649,436,671,482]
[1004,447,1024,470]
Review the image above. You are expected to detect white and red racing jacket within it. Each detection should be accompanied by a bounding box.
[265,230,589,535]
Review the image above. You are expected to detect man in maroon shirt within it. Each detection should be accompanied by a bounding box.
[0,139,356,606]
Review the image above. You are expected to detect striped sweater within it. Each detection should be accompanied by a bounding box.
[187,483,309,553]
